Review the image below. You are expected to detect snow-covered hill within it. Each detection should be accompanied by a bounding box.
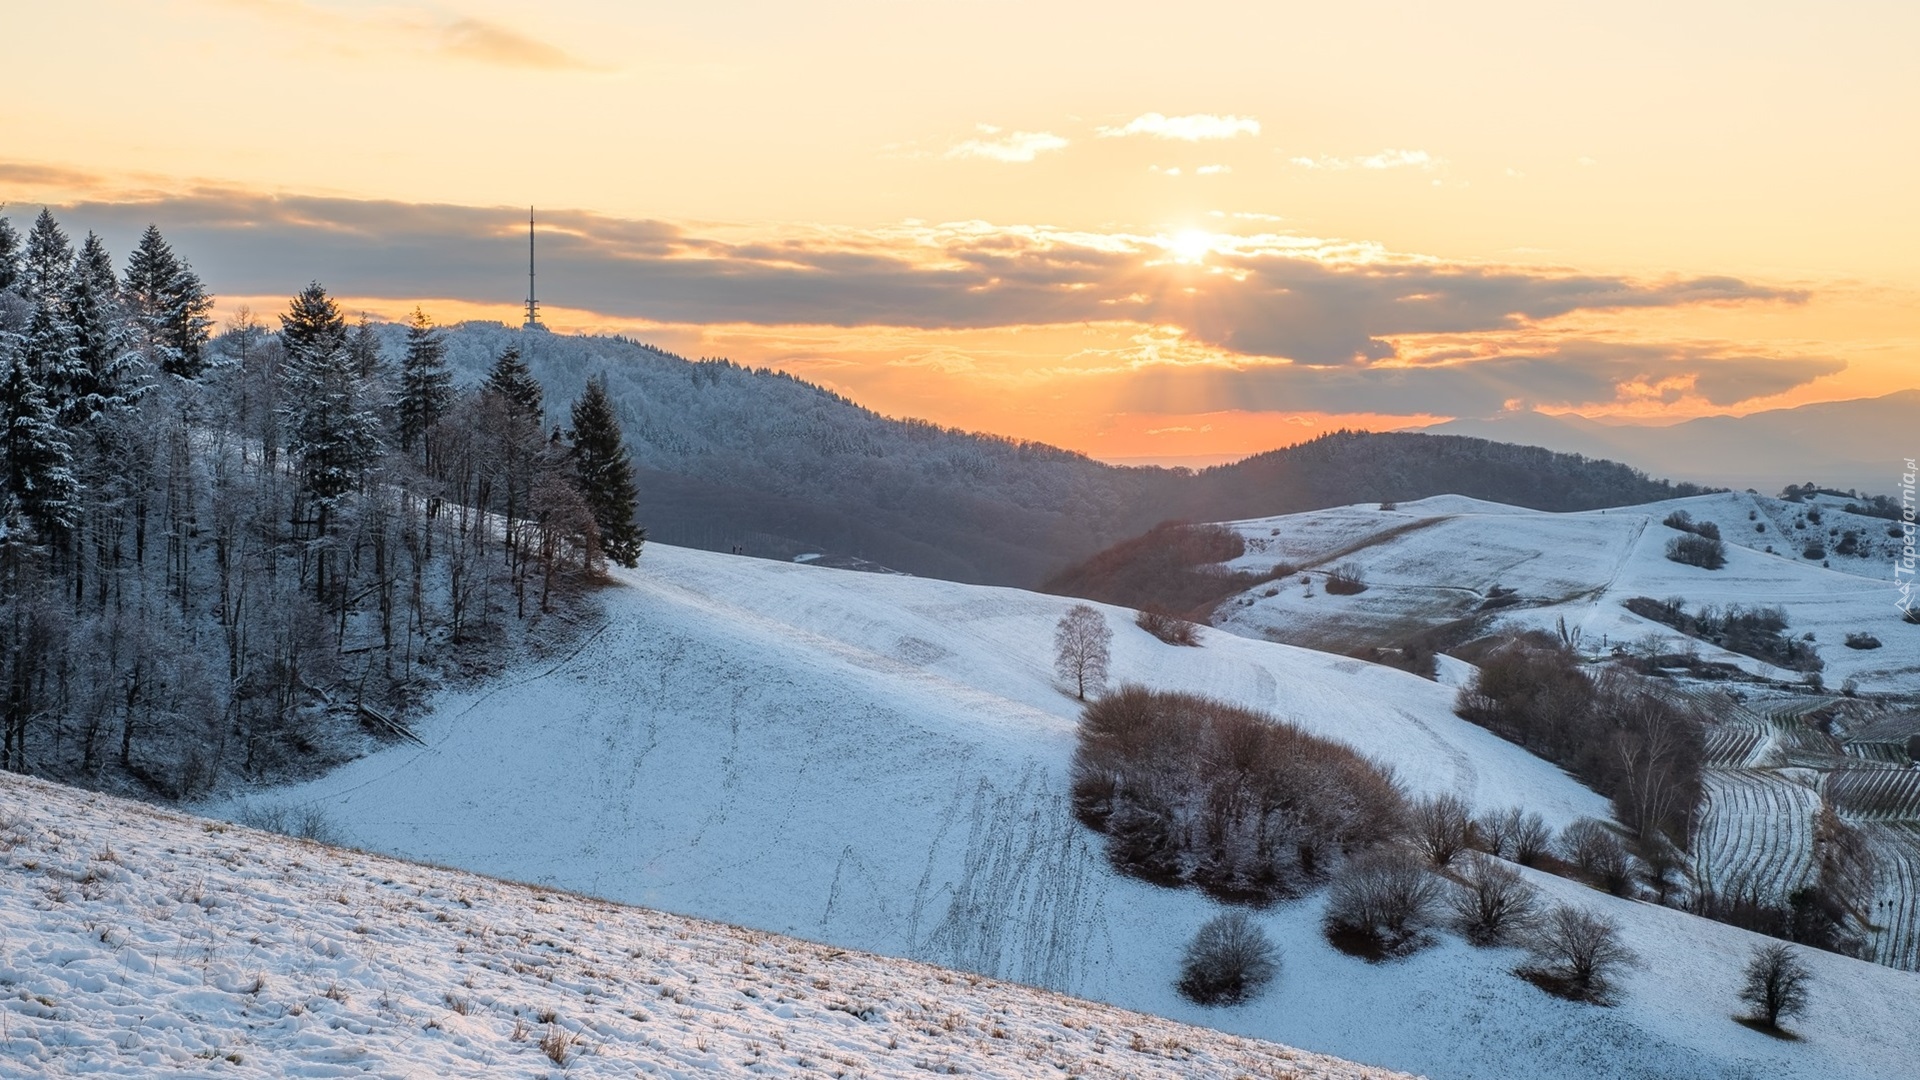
[0,773,1405,1080]
[1214,492,1917,693]
[209,542,1919,1080]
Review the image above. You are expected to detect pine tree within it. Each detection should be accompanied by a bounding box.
[567,376,642,567]
[122,224,212,378]
[347,317,383,381]
[0,218,20,296]
[396,307,453,457]
[278,283,379,508]
[0,356,76,538]
[61,234,143,424]
[484,345,543,420]
[20,289,79,419]
[20,210,72,305]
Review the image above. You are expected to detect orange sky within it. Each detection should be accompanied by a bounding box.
[4,1,1915,461]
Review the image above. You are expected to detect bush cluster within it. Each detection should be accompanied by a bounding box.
[1135,607,1203,646]
[1071,687,1406,902]
[1456,636,1705,845]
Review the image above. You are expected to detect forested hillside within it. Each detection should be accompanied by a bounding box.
[0,213,631,800]
[417,323,1714,587]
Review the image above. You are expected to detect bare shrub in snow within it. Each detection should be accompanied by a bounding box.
[1135,607,1203,647]
[1411,793,1473,868]
[237,803,341,845]
[1449,854,1540,946]
[1176,911,1279,1006]
[1071,686,1406,903]
[1521,904,1635,1003]
[1561,818,1636,896]
[1053,604,1112,701]
[1323,562,1368,595]
[1324,845,1442,958]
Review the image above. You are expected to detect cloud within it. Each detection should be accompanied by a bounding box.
[1112,346,1845,418]
[1098,113,1261,141]
[945,126,1069,163]
[42,190,1819,414]
[0,161,107,191]
[1290,149,1441,171]
[206,0,600,71]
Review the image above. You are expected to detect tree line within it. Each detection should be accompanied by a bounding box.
[0,210,641,797]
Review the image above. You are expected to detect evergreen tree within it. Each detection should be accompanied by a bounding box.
[0,218,20,296]
[396,307,453,456]
[0,356,76,538]
[20,288,78,419]
[567,376,642,567]
[61,234,143,424]
[20,210,72,305]
[484,344,543,420]
[121,224,211,378]
[279,283,378,502]
[347,316,384,381]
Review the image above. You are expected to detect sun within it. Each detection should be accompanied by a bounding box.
[1167,228,1213,263]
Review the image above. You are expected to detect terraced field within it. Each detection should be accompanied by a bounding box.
[1864,823,1920,970]
[1694,769,1820,901]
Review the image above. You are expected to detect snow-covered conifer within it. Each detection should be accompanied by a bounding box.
[397,307,453,456]
[568,375,642,567]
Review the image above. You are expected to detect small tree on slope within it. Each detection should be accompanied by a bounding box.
[568,376,643,568]
[1738,942,1812,1031]
[1053,604,1111,701]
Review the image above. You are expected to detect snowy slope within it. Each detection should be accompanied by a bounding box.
[214,544,1920,1080]
[0,773,1406,1080]
[1216,492,1918,692]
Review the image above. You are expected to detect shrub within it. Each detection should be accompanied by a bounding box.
[1665,534,1727,569]
[1324,846,1442,958]
[1510,812,1554,867]
[1662,510,1692,531]
[1844,632,1882,650]
[1324,561,1368,595]
[1738,942,1812,1031]
[236,803,341,845]
[1072,687,1407,902]
[1136,607,1203,647]
[1803,543,1825,560]
[1450,853,1541,946]
[1176,911,1279,1005]
[1411,793,1473,868]
[1522,905,1635,1002]
[1561,818,1636,895]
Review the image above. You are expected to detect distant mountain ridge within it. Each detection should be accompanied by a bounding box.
[1419,391,1919,493]
[415,323,1714,587]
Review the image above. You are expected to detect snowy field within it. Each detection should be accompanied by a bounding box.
[200,542,1920,1080]
[0,773,1406,1079]
[1215,492,1918,693]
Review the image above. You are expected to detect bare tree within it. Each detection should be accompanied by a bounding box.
[1525,904,1635,1002]
[1510,811,1553,866]
[1737,942,1812,1031]
[1054,603,1111,701]
[1562,817,1637,896]
[1449,853,1540,945]
[1176,911,1278,1005]
[1412,792,1473,868]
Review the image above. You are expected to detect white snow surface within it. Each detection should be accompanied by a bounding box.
[202,542,1920,1080]
[1217,492,1918,692]
[0,773,1408,1080]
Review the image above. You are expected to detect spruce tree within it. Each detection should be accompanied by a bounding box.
[0,218,20,296]
[484,345,543,420]
[62,234,143,424]
[20,210,71,305]
[0,356,76,538]
[567,376,642,567]
[396,307,453,456]
[347,317,384,381]
[278,283,381,513]
[122,224,212,378]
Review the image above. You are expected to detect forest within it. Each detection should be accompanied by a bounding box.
[0,211,638,799]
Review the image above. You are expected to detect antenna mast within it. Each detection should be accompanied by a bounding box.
[524,206,544,331]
